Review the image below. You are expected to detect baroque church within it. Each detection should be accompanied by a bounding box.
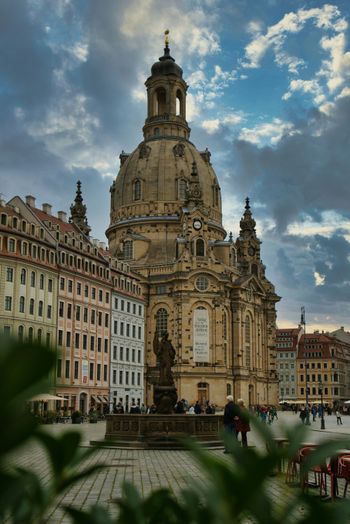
[107,36,280,408]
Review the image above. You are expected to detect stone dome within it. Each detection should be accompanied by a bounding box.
[110,137,222,227]
[151,48,183,79]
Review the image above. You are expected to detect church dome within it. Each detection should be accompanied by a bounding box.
[150,47,183,78]
[111,138,222,224]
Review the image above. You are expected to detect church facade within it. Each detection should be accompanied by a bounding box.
[106,40,280,408]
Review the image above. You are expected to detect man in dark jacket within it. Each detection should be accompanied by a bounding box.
[223,395,239,453]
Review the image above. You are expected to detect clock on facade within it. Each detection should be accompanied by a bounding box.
[193,219,202,230]
[248,246,255,256]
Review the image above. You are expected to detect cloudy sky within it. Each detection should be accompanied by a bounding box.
[1,0,350,332]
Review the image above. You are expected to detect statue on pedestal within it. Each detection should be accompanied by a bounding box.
[153,331,178,413]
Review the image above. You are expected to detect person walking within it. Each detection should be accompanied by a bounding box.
[336,409,343,425]
[223,395,239,453]
[299,407,306,424]
[236,399,251,447]
[194,400,202,414]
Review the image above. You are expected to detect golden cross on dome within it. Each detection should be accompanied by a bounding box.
[164,29,170,46]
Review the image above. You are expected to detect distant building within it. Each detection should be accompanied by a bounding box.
[297,332,349,406]
[276,327,303,402]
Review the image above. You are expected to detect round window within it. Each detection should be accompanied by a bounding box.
[196,276,209,291]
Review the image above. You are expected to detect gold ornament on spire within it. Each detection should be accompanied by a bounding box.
[164,29,170,46]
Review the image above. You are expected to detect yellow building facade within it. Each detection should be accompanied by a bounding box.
[107,42,280,408]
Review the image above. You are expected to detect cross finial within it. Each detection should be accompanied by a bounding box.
[245,197,250,210]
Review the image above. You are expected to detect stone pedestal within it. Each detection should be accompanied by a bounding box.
[90,414,224,449]
[153,385,178,414]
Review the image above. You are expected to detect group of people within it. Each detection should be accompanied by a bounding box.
[253,405,278,424]
[298,404,343,425]
[223,395,250,451]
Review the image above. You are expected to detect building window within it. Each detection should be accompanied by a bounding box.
[66,332,71,347]
[89,363,94,380]
[65,360,70,378]
[59,301,64,317]
[123,240,133,260]
[60,277,65,290]
[20,269,26,285]
[119,370,123,384]
[195,238,205,257]
[37,329,42,344]
[76,306,81,321]
[77,282,81,295]
[104,365,107,381]
[133,179,142,201]
[39,274,44,290]
[138,350,141,363]
[245,315,251,369]
[67,303,72,319]
[97,364,101,381]
[113,369,117,384]
[120,347,124,360]
[74,361,79,379]
[57,359,62,378]
[104,339,108,353]
[29,298,34,315]
[19,296,25,313]
[156,308,168,335]
[178,178,187,200]
[196,275,209,291]
[18,325,24,340]
[8,238,16,252]
[75,333,80,349]
[91,310,95,324]
[6,267,13,282]
[5,296,12,311]
[48,279,53,292]
[28,327,33,342]
[84,285,89,297]
[68,280,73,293]
[83,334,87,350]
[90,336,95,351]
[105,313,109,328]
[98,337,101,352]
[58,330,63,346]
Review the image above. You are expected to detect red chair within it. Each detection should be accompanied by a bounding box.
[286,445,316,486]
[338,457,350,498]
[299,446,327,496]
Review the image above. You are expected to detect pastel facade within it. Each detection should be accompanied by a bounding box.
[276,327,303,402]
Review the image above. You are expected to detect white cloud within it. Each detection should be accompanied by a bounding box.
[243,4,347,75]
[238,118,296,145]
[282,78,324,104]
[314,271,326,286]
[336,86,350,99]
[202,112,244,134]
[319,33,350,93]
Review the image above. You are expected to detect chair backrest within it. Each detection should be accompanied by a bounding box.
[339,457,350,480]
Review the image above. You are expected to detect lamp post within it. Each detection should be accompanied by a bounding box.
[319,380,326,430]
[301,307,310,425]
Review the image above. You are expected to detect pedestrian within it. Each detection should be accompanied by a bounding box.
[188,405,195,414]
[205,401,213,414]
[130,401,141,414]
[174,399,185,413]
[223,395,239,453]
[311,405,317,421]
[299,407,306,424]
[140,403,147,414]
[336,409,343,425]
[194,400,202,414]
[236,399,251,447]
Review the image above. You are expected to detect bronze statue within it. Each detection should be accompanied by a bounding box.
[153,331,176,386]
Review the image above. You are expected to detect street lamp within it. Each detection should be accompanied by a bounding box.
[301,307,311,425]
[319,380,326,430]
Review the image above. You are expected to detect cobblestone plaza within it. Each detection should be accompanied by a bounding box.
[8,412,350,522]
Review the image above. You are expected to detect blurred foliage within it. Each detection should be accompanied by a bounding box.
[2,335,350,523]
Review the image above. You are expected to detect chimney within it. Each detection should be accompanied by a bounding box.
[42,203,52,214]
[25,195,36,207]
[92,238,99,246]
[57,211,67,222]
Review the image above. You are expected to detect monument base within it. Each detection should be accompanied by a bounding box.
[90,414,224,449]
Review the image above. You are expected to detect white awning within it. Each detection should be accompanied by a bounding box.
[30,394,65,402]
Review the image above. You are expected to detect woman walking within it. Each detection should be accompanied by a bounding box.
[236,399,251,447]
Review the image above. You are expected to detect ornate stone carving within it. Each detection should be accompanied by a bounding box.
[139,143,151,159]
[173,143,185,157]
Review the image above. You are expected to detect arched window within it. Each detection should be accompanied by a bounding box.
[29,298,34,315]
[176,90,183,116]
[155,87,166,115]
[28,327,33,342]
[38,300,43,317]
[178,179,187,200]
[154,127,160,136]
[39,274,44,290]
[156,308,168,335]
[37,329,42,344]
[20,269,26,285]
[223,312,227,340]
[133,179,141,201]
[8,238,15,252]
[245,315,251,369]
[31,271,35,287]
[19,296,25,313]
[123,240,133,260]
[196,238,205,257]
[18,325,24,340]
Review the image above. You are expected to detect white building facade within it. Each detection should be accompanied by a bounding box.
[110,287,145,412]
